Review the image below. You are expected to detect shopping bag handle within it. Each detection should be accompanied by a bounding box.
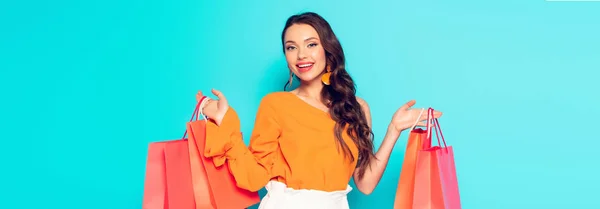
[410,108,426,130]
[426,107,447,148]
[195,96,210,121]
[434,117,446,148]
[181,96,209,139]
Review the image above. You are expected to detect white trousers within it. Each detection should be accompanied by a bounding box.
[258,180,353,209]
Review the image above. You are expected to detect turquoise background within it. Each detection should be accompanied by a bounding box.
[1,0,599,208]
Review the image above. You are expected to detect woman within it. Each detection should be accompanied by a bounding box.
[196,12,442,209]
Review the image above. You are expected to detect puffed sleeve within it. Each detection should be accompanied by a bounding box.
[204,96,282,192]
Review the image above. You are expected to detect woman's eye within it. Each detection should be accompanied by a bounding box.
[308,43,318,48]
[286,46,296,51]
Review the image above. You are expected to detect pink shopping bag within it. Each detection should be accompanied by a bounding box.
[431,111,461,209]
[412,108,461,209]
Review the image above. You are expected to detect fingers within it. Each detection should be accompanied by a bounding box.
[211,88,228,102]
[433,110,443,118]
[415,121,429,127]
[419,108,443,118]
[199,97,212,112]
[401,100,416,110]
[424,111,442,119]
[196,90,205,102]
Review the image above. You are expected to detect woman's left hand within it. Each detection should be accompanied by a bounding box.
[389,100,442,134]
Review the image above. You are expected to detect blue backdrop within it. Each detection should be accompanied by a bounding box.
[1,0,599,208]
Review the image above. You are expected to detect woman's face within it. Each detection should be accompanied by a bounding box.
[283,23,327,83]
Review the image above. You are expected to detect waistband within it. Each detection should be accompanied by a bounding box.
[258,180,352,209]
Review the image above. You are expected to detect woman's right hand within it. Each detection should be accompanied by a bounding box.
[196,89,229,125]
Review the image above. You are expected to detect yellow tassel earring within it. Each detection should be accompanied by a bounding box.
[321,66,332,85]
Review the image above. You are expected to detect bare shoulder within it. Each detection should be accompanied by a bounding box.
[356,96,372,126]
[356,96,370,111]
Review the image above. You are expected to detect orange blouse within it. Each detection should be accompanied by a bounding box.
[203,92,359,192]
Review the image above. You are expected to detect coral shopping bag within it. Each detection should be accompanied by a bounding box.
[142,139,196,209]
[412,108,461,209]
[187,96,261,209]
[394,108,429,209]
[141,98,214,209]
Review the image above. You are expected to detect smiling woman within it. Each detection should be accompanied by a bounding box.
[194,12,441,209]
[280,13,376,181]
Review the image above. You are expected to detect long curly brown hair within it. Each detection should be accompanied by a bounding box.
[281,12,375,180]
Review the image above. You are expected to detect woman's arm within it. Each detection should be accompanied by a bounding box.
[352,98,439,195]
[352,97,401,195]
[200,90,282,192]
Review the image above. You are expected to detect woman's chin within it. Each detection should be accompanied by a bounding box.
[298,76,322,84]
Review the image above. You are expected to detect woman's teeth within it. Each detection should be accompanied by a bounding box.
[298,64,313,67]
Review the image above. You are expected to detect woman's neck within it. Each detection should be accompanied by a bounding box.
[296,80,324,101]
